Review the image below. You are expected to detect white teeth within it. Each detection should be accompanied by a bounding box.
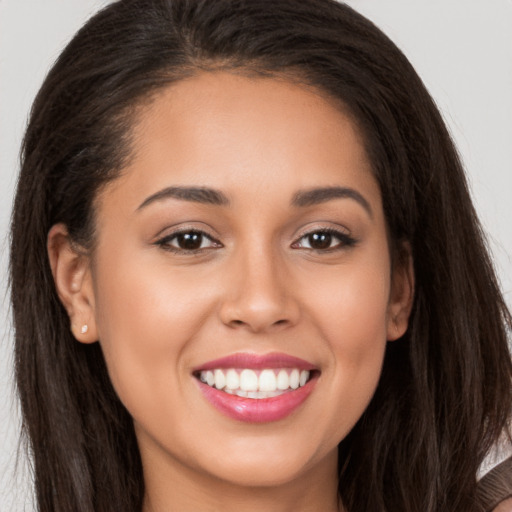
[259,369,277,392]
[226,369,239,389]
[277,369,289,390]
[198,368,311,398]
[289,369,300,389]
[240,369,258,391]
[214,369,226,390]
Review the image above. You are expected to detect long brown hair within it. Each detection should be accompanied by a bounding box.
[10,1,511,510]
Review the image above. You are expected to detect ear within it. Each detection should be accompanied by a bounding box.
[47,223,98,343]
[386,242,415,341]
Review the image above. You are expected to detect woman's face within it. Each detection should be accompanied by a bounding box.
[56,72,412,495]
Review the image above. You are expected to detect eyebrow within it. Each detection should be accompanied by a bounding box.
[137,186,230,210]
[137,184,372,217]
[291,186,373,218]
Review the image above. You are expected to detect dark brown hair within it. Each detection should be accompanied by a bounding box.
[10,0,512,510]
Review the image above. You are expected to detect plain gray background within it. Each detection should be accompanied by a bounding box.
[1,1,511,509]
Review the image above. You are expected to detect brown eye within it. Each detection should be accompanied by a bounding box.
[156,230,221,252]
[175,232,204,250]
[292,229,356,251]
[307,232,332,250]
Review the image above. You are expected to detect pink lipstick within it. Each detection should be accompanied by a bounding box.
[193,353,318,423]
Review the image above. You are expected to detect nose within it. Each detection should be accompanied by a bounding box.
[218,246,300,333]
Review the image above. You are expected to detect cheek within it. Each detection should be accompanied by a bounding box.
[300,255,391,435]
[90,250,218,409]
[307,254,391,350]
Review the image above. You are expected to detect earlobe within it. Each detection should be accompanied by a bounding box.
[47,223,98,344]
[386,243,415,341]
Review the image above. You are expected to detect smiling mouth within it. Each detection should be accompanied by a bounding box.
[193,353,319,422]
[195,368,313,399]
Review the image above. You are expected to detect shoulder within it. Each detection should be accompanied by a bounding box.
[477,456,512,512]
[492,498,512,512]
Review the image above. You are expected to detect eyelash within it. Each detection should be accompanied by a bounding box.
[291,228,357,252]
[155,228,356,254]
[155,229,222,254]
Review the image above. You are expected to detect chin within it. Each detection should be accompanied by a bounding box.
[192,433,338,489]
[203,455,315,488]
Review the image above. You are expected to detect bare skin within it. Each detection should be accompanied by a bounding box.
[494,498,512,512]
[48,72,414,512]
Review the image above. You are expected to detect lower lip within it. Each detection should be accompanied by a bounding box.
[196,377,317,423]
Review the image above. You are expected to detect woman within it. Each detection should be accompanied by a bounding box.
[9,0,511,510]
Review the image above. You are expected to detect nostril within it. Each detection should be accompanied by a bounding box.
[232,318,288,327]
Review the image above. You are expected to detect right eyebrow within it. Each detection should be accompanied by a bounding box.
[291,186,373,219]
[136,186,230,211]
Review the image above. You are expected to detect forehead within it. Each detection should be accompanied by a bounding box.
[100,71,381,215]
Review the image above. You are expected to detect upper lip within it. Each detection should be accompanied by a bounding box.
[193,352,318,372]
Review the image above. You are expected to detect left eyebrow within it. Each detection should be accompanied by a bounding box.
[291,186,373,218]
[136,186,230,211]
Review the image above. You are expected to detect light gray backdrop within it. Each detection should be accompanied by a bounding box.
[1,1,511,510]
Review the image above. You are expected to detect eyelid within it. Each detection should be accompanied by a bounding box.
[152,220,219,239]
[293,223,351,239]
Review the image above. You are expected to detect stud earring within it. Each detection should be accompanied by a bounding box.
[81,325,88,334]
